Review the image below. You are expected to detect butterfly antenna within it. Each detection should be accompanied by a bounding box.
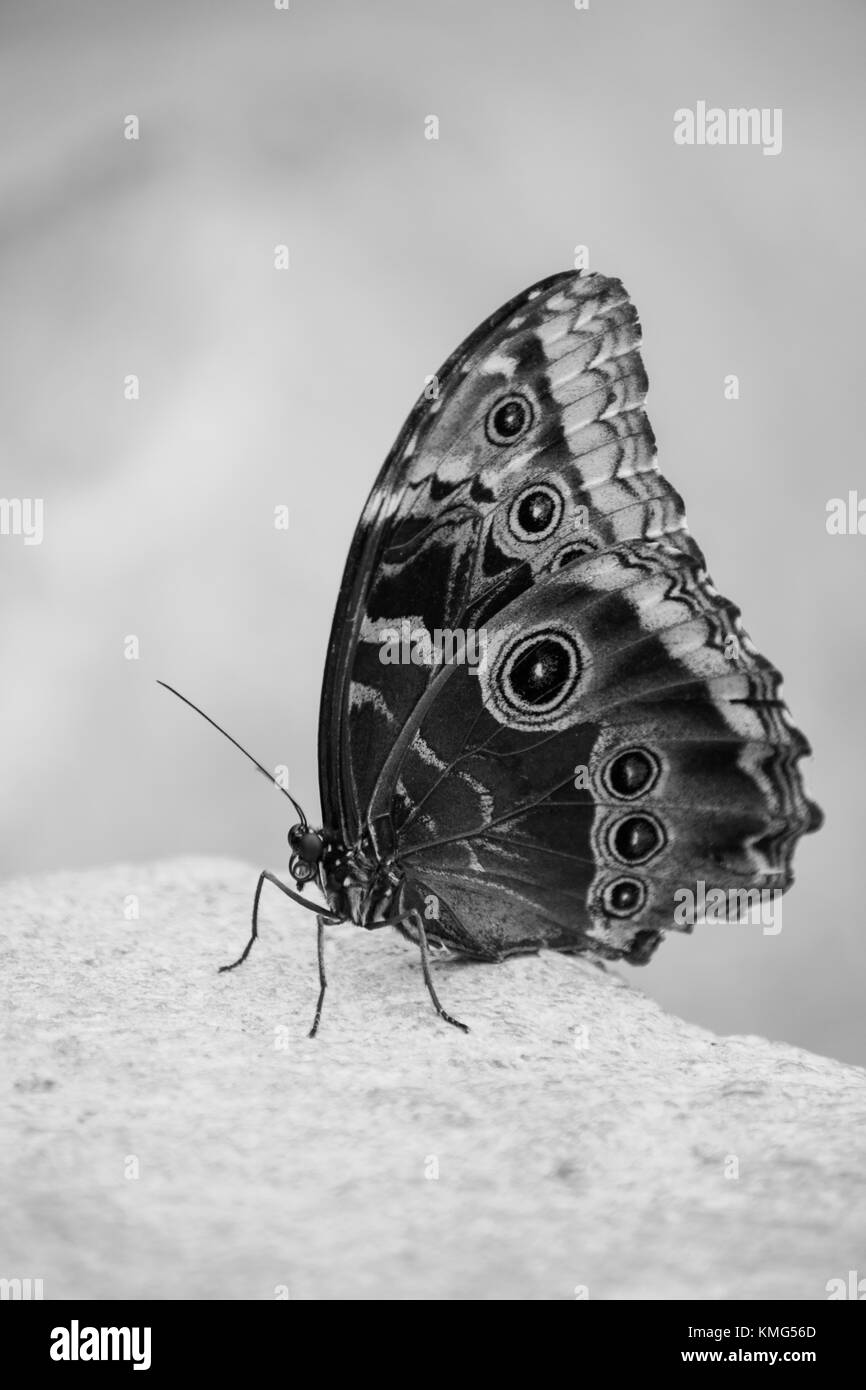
[157,681,308,826]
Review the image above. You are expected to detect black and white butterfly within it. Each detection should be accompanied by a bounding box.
[162,270,821,1034]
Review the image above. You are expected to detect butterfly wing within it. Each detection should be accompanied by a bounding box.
[318,271,820,961]
[318,272,579,845]
[319,271,686,838]
[384,542,820,961]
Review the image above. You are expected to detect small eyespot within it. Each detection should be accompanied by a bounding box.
[553,543,595,569]
[485,393,534,446]
[603,878,646,917]
[603,747,660,800]
[508,484,563,542]
[609,814,665,865]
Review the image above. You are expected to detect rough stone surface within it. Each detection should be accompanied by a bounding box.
[1,858,864,1301]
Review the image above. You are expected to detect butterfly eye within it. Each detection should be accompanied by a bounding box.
[508,484,563,542]
[288,825,324,862]
[299,830,324,862]
[485,393,534,446]
[603,878,646,917]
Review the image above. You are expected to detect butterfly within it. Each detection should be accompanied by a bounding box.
[161,269,822,1035]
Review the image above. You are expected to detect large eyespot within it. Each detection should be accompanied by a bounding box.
[508,483,563,543]
[603,878,646,918]
[485,393,534,446]
[608,813,665,865]
[603,747,661,801]
[498,629,582,717]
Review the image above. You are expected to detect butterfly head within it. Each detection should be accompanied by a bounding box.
[288,824,324,885]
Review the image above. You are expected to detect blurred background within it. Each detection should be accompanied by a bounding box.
[1,0,863,1062]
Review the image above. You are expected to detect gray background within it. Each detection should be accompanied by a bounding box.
[1,0,863,1062]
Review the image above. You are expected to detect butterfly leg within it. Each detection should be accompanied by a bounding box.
[413,911,469,1034]
[308,915,329,1039]
[220,870,339,973]
[309,907,436,1037]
